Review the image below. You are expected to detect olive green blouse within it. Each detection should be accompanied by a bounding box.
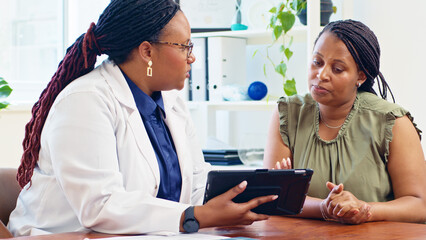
[278,91,421,202]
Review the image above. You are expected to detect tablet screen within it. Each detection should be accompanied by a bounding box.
[203,169,313,215]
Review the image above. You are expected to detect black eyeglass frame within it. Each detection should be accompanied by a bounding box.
[150,40,194,58]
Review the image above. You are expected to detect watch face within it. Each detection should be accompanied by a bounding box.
[183,219,199,233]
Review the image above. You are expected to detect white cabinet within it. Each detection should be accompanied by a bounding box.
[187,100,277,149]
[185,0,353,149]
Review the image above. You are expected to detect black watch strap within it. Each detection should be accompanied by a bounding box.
[183,206,199,233]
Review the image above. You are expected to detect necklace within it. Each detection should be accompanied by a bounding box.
[318,110,347,129]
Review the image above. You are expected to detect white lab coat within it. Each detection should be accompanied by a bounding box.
[8,60,211,236]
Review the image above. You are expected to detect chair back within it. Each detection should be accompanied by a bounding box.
[0,168,21,238]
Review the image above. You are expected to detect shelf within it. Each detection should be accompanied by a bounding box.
[187,100,277,111]
[191,26,308,45]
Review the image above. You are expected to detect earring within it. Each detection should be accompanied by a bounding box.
[147,60,152,77]
[357,82,361,88]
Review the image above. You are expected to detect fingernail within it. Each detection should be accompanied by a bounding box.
[239,181,247,189]
[272,195,278,200]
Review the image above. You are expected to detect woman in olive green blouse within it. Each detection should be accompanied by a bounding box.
[264,20,426,224]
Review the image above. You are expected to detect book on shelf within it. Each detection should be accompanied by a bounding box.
[202,149,243,165]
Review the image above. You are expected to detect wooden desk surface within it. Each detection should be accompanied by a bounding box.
[6,216,426,240]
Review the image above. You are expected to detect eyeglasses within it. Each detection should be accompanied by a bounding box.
[151,40,194,58]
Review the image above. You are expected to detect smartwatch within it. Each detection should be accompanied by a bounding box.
[182,206,199,233]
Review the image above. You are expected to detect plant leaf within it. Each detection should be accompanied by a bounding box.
[289,36,294,47]
[275,62,287,77]
[263,63,267,77]
[269,6,277,14]
[280,45,285,53]
[280,11,296,33]
[296,0,307,14]
[269,14,277,29]
[284,78,297,96]
[0,85,13,98]
[273,25,283,40]
[279,2,285,12]
[284,48,293,60]
[0,101,9,109]
[252,49,258,58]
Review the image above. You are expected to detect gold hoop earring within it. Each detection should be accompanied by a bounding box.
[147,60,153,77]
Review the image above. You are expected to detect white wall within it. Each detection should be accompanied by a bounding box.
[351,0,426,152]
[0,108,31,167]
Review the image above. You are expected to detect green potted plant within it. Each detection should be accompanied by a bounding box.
[256,0,306,97]
[0,77,13,110]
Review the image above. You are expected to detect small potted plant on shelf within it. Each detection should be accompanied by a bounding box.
[0,77,13,111]
[258,0,306,97]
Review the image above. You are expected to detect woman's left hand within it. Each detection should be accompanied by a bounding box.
[324,182,372,224]
[272,157,292,170]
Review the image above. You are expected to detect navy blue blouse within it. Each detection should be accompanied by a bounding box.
[122,71,182,202]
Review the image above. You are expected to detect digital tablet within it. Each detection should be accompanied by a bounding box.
[203,169,313,215]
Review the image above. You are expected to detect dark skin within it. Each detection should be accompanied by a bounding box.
[264,31,426,224]
[182,181,277,231]
[120,11,278,231]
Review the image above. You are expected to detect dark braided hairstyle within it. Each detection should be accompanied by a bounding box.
[18,0,180,188]
[315,19,395,102]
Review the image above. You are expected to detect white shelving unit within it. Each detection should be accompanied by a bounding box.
[191,26,308,45]
[187,100,277,149]
[187,0,353,149]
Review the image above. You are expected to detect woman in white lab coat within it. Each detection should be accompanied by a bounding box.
[8,0,277,236]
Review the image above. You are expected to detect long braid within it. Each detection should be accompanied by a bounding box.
[18,0,179,188]
[315,19,395,102]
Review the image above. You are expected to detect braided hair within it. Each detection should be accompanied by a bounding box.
[18,0,180,188]
[315,19,395,102]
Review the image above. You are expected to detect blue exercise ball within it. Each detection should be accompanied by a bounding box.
[248,81,268,100]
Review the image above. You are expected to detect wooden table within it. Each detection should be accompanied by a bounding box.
[6,216,426,240]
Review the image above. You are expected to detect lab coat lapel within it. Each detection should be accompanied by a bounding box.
[163,93,192,203]
[100,61,160,186]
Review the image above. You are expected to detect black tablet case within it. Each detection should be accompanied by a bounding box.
[203,169,313,215]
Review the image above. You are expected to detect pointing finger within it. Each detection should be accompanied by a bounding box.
[222,181,247,201]
[244,195,278,211]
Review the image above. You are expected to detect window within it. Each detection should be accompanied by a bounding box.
[0,0,109,105]
[0,0,62,104]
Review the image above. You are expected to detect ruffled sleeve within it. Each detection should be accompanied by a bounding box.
[383,107,422,161]
[277,94,315,154]
[277,97,290,149]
